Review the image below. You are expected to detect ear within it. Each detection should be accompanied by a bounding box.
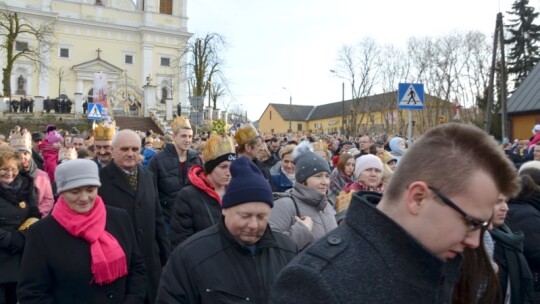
[405,182,430,216]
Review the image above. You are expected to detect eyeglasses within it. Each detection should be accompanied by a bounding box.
[0,168,19,174]
[428,186,490,233]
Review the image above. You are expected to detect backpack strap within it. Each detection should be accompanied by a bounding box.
[290,195,301,218]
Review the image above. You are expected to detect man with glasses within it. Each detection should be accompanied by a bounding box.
[271,123,521,304]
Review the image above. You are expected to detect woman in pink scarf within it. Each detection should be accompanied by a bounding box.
[17,159,146,303]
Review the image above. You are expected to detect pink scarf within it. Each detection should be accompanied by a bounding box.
[52,195,128,285]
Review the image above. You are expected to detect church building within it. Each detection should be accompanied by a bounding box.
[1,0,191,116]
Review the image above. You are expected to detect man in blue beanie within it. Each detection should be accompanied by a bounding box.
[156,156,297,303]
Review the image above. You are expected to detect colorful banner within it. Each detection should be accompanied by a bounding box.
[93,73,108,108]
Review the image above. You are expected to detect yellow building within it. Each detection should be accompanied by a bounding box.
[507,62,540,140]
[258,91,449,136]
[2,0,190,113]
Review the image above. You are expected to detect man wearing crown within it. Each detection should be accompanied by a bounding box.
[234,123,272,186]
[148,116,202,234]
[92,122,115,169]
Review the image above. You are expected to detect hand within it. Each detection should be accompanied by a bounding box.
[295,216,313,232]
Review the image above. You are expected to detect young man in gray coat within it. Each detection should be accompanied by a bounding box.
[271,123,521,304]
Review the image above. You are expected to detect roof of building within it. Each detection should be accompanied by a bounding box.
[270,103,315,121]
[268,91,400,121]
[507,62,540,114]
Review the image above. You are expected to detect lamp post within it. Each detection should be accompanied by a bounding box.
[329,70,345,135]
[283,87,292,132]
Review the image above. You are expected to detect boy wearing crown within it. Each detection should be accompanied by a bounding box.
[148,116,202,234]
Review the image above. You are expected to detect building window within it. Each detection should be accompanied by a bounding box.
[160,0,173,15]
[269,111,272,120]
[125,54,133,64]
[15,41,28,52]
[59,48,70,58]
[160,57,171,67]
[297,124,302,131]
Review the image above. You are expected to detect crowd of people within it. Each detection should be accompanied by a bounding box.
[5,97,34,113]
[0,118,539,303]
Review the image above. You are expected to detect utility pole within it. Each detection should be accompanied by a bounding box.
[484,12,508,140]
[341,82,345,135]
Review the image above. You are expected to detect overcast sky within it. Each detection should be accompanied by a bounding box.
[187,0,540,121]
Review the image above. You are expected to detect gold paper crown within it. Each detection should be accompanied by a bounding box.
[153,140,164,149]
[58,147,77,161]
[311,140,327,152]
[203,132,235,162]
[9,131,31,151]
[234,122,259,146]
[171,116,192,133]
[93,121,116,141]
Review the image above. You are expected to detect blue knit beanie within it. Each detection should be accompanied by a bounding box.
[222,156,274,208]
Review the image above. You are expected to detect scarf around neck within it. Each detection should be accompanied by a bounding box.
[22,158,37,178]
[188,165,222,205]
[52,195,127,285]
[490,224,534,304]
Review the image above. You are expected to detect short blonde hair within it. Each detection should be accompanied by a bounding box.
[279,144,296,159]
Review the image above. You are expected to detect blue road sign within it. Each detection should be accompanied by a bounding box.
[87,103,103,120]
[398,83,424,110]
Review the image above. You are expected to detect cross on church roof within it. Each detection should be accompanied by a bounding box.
[96,48,102,59]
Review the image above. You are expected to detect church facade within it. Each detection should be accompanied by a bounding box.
[1,0,191,115]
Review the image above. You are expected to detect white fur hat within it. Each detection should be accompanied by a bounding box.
[354,154,383,180]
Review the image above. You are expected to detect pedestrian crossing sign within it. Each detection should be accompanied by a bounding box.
[87,103,102,120]
[398,83,424,110]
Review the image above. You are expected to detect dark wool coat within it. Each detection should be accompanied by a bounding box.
[507,197,540,274]
[17,206,147,304]
[271,169,293,193]
[169,184,221,248]
[147,143,202,225]
[270,192,462,304]
[99,162,170,303]
[157,219,297,304]
[31,148,44,171]
[0,172,39,284]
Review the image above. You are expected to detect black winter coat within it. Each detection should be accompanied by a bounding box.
[170,184,221,248]
[506,196,540,286]
[156,219,297,304]
[17,206,147,304]
[31,148,44,171]
[148,143,202,225]
[99,162,170,303]
[0,172,39,284]
[270,192,462,304]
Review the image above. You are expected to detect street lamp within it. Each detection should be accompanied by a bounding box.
[329,70,345,135]
[282,87,292,132]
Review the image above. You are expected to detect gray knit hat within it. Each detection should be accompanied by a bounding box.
[55,159,101,193]
[293,140,331,183]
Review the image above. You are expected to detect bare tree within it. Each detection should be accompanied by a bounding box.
[0,4,55,97]
[379,44,412,133]
[57,67,67,97]
[180,32,227,108]
[333,37,380,135]
[210,82,226,110]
